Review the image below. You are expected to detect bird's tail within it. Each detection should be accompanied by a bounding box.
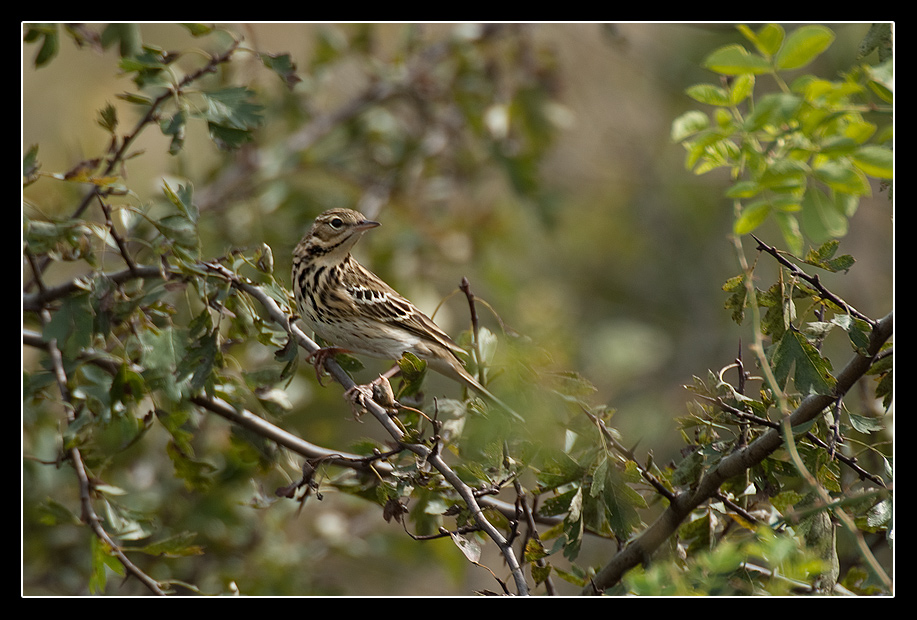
[445,361,524,423]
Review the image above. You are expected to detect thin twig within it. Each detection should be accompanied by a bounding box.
[751,234,873,325]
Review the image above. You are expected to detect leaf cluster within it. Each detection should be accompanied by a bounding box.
[672,23,892,255]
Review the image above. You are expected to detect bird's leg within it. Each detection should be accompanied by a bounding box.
[305,346,348,386]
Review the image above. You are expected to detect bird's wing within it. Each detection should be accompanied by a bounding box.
[344,262,467,359]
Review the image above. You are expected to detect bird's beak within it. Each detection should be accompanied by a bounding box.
[355,219,380,231]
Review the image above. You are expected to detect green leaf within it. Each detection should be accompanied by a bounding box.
[686,83,731,106]
[24,23,60,67]
[535,451,586,492]
[830,314,871,355]
[800,186,849,243]
[738,23,785,57]
[803,240,855,273]
[199,87,264,131]
[670,110,709,142]
[744,92,803,132]
[769,329,836,396]
[703,44,772,75]
[725,180,761,199]
[179,23,214,37]
[23,144,40,184]
[160,111,187,155]
[197,87,265,149]
[774,25,835,71]
[37,498,83,526]
[850,145,893,179]
[140,328,187,405]
[734,200,771,235]
[595,458,646,540]
[729,74,755,105]
[42,293,94,358]
[773,212,804,258]
[101,23,143,58]
[722,274,748,324]
[812,159,871,195]
[167,441,216,490]
[397,351,428,397]
[261,53,302,90]
[133,532,205,557]
[97,104,118,134]
[162,181,197,221]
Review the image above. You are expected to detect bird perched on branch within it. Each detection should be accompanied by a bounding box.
[292,208,519,420]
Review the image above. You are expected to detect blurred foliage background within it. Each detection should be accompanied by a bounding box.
[22,23,892,595]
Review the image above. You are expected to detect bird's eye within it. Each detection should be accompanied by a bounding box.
[329,217,344,229]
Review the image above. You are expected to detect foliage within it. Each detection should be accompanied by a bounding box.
[672,23,892,256]
[23,23,891,596]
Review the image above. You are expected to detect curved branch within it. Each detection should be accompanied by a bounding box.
[201,262,530,595]
[24,313,167,595]
[584,312,892,594]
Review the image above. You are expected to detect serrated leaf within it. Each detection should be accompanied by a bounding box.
[160,111,187,155]
[535,452,586,492]
[847,412,885,434]
[167,441,216,490]
[161,181,198,222]
[197,87,264,150]
[396,351,428,397]
[769,329,836,396]
[43,293,94,358]
[804,241,855,273]
[199,87,264,130]
[598,459,646,540]
[261,52,302,90]
[97,103,118,133]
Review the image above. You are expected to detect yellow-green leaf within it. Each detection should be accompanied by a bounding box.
[851,145,893,179]
[775,25,835,70]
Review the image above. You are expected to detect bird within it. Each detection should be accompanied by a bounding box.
[291,208,520,420]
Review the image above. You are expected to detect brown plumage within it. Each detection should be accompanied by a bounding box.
[292,209,519,419]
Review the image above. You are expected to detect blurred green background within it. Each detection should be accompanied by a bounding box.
[23,23,892,595]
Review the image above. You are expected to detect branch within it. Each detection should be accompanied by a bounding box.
[24,38,242,291]
[201,261,530,595]
[24,308,166,594]
[584,311,892,594]
[750,234,873,324]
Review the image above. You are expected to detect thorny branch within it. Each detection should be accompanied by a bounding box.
[750,234,873,325]
[583,311,892,594]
